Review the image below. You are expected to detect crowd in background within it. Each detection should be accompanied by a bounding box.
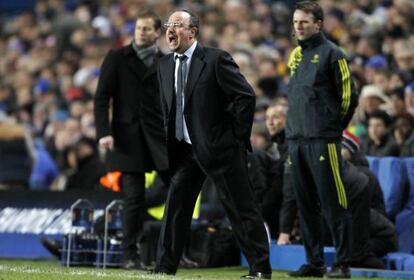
[1,0,411,268]
[0,0,414,192]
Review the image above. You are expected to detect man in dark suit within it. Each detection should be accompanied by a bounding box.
[153,10,271,279]
[94,10,168,270]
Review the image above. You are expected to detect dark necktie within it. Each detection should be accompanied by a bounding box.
[175,55,188,141]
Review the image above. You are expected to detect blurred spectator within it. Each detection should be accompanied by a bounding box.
[250,119,284,240]
[0,111,34,190]
[393,114,414,156]
[53,117,82,169]
[353,84,389,129]
[257,58,280,99]
[254,97,270,122]
[393,40,414,79]
[388,89,406,118]
[389,71,412,93]
[250,123,271,151]
[405,82,414,116]
[364,55,388,84]
[371,70,391,94]
[263,103,294,245]
[0,83,15,113]
[29,140,59,190]
[342,131,386,216]
[265,103,288,161]
[64,137,106,190]
[362,110,399,156]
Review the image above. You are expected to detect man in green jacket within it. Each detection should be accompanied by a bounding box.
[286,1,358,278]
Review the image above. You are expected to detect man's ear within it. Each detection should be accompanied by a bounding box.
[316,20,323,31]
[156,28,162,38]
[190,27,198,37]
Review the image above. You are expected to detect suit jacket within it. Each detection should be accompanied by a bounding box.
[158,43,255,174]
[94,44,168,172]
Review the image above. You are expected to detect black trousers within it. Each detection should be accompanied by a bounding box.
[121,171,170,260]
[346,174,372,263]
[156,141,271,274]
[121,172,146,260]
[288,140,352,266]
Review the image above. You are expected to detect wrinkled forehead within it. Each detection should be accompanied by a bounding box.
[168,11,191,24]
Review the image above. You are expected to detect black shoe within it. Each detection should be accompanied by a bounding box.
[147,267,175,275]
[122,258,147,270]
[288,264,326,277]
[325,264,351,278]
[41,238,61,259]
[241,272,272,279]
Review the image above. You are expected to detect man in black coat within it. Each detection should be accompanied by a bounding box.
[153,9,271,279]
[94,10,168,270]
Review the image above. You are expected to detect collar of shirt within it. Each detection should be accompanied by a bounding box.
[174,40,197,64]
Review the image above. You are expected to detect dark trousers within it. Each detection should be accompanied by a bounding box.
[121,170,170,260]
[121,173,146,260]
[156,141,271,274]
[346,177,372,263]
[288,140,352,266]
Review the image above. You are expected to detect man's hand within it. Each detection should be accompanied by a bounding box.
[277,233,291,245]
[99,135,114,150]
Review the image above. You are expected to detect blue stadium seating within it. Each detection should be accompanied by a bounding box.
[369,157,406,219]
[366,156,380,176]
[393,158,414,254]
[403,256,414,271]
[403,158,414,207]
[395,207,414,254]
[385,252,413,270]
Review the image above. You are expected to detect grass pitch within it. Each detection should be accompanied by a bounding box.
[0,259,401,280]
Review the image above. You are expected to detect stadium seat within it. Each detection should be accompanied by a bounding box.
[403,158,414,207]
[394,159,414,255]
[384,252,413,270]
[366,156,380,176]
[376,157,406,219]
[403,256,414,271]
[395,207,414,254]
[404,255,414,271]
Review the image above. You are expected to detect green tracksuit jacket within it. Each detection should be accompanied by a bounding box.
[286,32,358,140]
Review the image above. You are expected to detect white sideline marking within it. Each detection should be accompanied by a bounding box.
[0,265,204,279]
[0,265,159,279]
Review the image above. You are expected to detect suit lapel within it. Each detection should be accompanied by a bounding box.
[185,44,205,104]
[160,54,175,113]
